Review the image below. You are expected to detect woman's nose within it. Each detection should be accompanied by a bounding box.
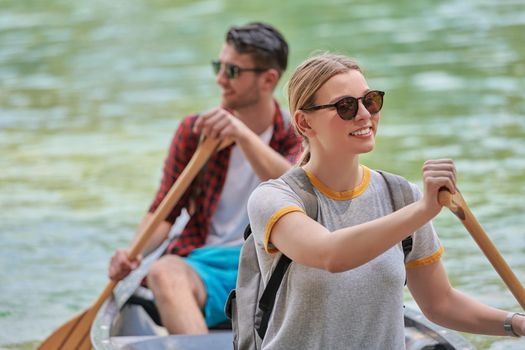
[353,100,372,121]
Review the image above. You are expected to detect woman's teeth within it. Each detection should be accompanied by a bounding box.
[350,127,371,136]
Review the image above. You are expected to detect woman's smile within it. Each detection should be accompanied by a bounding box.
[349,126,373,137]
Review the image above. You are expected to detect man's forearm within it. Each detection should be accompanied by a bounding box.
[236,131,293,180]
[132,213,172,256]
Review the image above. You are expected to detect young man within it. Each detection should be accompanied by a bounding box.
[108,22,302,334]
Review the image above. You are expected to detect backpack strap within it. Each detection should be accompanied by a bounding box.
[256,167,318,339]
[377,170,416,260]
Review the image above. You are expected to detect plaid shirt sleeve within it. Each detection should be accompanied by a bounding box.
[148,115,199,223]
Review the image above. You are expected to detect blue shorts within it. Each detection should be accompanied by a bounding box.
[184,245,241,327]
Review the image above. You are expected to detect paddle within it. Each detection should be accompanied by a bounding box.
[438,189,525,310]
[38,136,224,350]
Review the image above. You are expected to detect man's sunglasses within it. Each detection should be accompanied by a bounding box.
[212,60,267,80]
[301,90,385,121]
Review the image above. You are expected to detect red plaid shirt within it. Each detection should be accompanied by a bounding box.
[149,101,302,257]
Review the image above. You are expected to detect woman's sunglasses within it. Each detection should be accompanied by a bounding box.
[301,90,385,121]
[211,60,267,80]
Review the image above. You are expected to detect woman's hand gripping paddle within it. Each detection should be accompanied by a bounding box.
[38,136,226,350]
[438,189,525,310]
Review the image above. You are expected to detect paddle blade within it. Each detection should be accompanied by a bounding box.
[38,307,94,350]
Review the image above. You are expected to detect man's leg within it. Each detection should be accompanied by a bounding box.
[147,254,208,334]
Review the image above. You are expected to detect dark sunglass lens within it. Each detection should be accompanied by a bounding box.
[224,64,233,79]
[336,97,358,120]
[225,64,242,79]
[212,60,221,75]
[364,91,384,114]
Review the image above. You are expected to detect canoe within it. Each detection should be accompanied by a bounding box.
[92,289,476,350]
[91,243,476,350]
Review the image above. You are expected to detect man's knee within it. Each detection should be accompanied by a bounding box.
[148,255,205,298]
[148,255,192,289]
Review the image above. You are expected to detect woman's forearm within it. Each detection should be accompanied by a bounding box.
[322,200,436,272]
[422,288,510,336]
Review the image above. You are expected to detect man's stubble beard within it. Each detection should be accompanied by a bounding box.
[222,80,261,111]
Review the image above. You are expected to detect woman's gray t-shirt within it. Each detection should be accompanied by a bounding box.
[247,166,443,350]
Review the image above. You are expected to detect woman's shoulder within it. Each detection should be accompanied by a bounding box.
[251,177,297,199]
[248,176,306,212]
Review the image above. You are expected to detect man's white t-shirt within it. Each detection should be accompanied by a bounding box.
[205,125,274,246]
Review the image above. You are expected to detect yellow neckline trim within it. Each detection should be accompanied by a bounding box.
[304,165,371,200]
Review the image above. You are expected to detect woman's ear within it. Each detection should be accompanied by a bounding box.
[294,110,314,137]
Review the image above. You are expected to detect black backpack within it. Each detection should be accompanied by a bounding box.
[225,167,415,350]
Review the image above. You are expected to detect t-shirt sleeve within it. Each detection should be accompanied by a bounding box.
[404,183,444,268]
[247,179,305,254]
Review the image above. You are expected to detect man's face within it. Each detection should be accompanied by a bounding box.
[215,44,264,110]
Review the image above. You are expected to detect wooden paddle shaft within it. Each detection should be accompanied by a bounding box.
[38,136,222,349]
[438,190,525,310]
[128,136,221,259]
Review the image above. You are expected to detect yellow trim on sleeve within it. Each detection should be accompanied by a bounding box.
[304,165,371,200]
[405,245,444,269]
[264,206,304,254]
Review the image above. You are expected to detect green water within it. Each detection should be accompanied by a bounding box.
[1,0,524,349]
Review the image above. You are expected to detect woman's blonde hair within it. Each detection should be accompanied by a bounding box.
[287,52,362,165]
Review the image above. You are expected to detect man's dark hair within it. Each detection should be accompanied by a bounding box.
[226,22,288,76]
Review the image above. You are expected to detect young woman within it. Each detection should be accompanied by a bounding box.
[246,53,525,349]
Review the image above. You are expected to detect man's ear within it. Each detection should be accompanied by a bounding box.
[262,68,279,91]
[294,110,314,137]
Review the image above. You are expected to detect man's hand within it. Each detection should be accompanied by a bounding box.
[108,248,142,281]
[193,107,248,141]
